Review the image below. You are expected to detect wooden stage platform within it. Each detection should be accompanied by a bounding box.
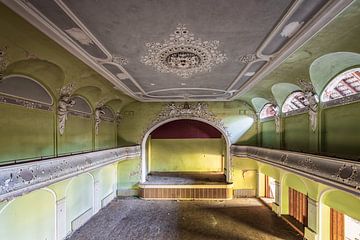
[139,172,233,200]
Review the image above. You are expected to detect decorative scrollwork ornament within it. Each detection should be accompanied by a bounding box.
[299,80,319,132]
[0,46,9,80]
[58,83,75,135]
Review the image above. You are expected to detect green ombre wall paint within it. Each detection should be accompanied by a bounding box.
[117,158,141,191]
[150,138,224,172]
[118,101,257,146]
[0,104,54,162]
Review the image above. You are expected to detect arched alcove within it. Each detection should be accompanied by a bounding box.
[271,83,302,107]
[0,74,55,163]
[319,189,360,240]
[69,95,92,114]
[309,52,360,95]
[0,188,56,240]
[141,118,231,183]
[281,173,308,215]
[65,173,94,234]
[0,74,53,105]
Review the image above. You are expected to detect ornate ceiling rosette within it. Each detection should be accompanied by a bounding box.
[140,24,227,78]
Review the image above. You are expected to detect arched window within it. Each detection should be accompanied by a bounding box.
[282,91,309,113]
[69,96,92,114]
[101,106,115,121]
[0,75,53,110]
[259,103,277,119]
[321,68,360,102]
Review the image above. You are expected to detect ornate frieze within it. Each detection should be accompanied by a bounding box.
[238,54,257,64]
[0,94,53,111]
[231,145,360,195]
[322,92,360,109]
[140,24,227,78]
[141,102,230,142]
[0,146,141,201]
[0,46,9,80]
[58,83,75,136]
[112,55,128,66]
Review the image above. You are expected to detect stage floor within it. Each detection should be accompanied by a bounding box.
[144,172,227,185]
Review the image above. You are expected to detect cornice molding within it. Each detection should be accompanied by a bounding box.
[2,0,353,102]
[231,145,360,196]
[0,146,140,201]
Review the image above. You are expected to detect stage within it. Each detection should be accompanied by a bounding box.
[139,172,233,200]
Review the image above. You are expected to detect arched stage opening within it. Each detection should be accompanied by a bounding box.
[139,118,233,200]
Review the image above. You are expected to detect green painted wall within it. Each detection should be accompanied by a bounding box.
[66,173,93,234]
[150,138,224,172]
[0,104,54,163]
[283,113,309,152]
[118,101,257,146]
[98,165,116,199]
[261,120,276,148]
[323,102,360,160]
[95,121,116,150]
[232,157,257,190]
[58,115,93,155]
[117,158,141,190]
[0,189,55,240]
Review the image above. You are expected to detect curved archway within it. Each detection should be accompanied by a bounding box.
[65,172,94,234]
[0,188,56,240]
[309,52,360,95]
[280,173,308,216]
[319,188,360,240]
[0,74,54,105]
[141,117,232,183]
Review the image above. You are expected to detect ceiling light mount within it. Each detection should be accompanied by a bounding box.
[141,24,227,78]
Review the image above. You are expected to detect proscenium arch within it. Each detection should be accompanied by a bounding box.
[140,117,232,183]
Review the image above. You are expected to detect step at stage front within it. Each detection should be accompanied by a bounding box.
[139,172,233,200]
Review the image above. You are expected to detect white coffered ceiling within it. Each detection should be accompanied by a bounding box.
[3,0,353,101]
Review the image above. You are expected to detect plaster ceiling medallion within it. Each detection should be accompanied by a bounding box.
[112,55,128,66]
[238,54,257,64]
[140,24,227,78]
[65,27,94,46]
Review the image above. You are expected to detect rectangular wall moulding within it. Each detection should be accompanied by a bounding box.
[0,146,140,201]
[231,146,360,196]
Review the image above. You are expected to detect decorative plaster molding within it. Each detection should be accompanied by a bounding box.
[231,146,360,196]
[112,55,128,66]
[322,92,360,109]
[0,146,141,201]
[57,83,75,135]
[140,24,227,78]
[238,54,257,64]
[141,102,230,141]
[94,106,105,135]
[299,80,319,132]
[0,94,53,111]
[0,46,9,80]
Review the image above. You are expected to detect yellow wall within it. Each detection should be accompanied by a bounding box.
[150,138,224,172]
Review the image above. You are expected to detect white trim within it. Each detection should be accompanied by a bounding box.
[140,117,232,183]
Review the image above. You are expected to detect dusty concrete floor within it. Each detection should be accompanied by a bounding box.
[69,198,302,240]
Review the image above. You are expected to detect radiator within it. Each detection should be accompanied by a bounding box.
[71,208,93,231]
[233,189,256,198]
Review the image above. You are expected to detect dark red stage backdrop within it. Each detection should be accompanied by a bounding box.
[150,119,222,139]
